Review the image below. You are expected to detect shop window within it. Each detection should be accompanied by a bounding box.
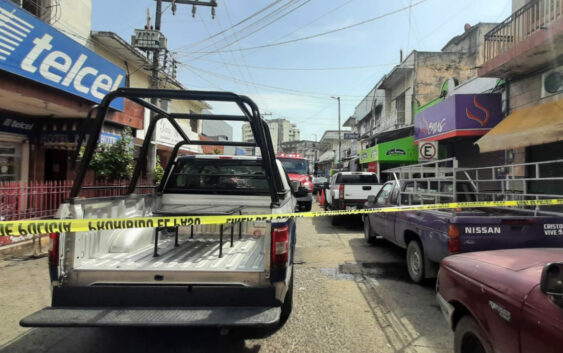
[0,142,21,182]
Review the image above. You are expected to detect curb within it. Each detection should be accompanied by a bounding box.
[0,236,49,259]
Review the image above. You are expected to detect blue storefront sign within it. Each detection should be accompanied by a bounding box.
[0,0,125,110]
[99,131,121,145]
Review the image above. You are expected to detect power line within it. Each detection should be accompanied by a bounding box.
[173,0,282,51]
[178,0,311,58]
[188,57,396,71]
[181,64,364,100]
[180,0,430,55]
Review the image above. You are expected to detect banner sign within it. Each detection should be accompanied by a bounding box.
[0,0,125,110]
[414,94,502,143]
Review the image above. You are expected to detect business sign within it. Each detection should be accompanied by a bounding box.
[0,0,125,110]
[418,141,438,161]
[344,132,360,139]
[99,131,120,145]
[359,145,378,164]
[0,116,34,135]
[414,94,502,143]
[359,136,418,164]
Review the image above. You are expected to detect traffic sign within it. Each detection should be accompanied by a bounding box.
[418,141,438,161]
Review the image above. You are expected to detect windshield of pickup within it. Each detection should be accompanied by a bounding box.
[279,158,308,175]
[336,174,379,184]
[164,159,270,195]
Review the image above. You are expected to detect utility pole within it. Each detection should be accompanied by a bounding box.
[331,96,341,167]
[136,0,218,180]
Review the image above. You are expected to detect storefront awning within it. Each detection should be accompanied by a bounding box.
[318,150,335,163]
[475,99,563,153]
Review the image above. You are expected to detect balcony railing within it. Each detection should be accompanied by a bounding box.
[484,0,562,62]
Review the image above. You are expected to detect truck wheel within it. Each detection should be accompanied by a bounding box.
[363,217,376,244]
[406,240,425,284]
[280,271,294,322]
[301,202,312,212]
[454,316,493,353]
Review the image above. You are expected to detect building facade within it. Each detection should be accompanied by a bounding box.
[475,0,563,196]
[0,0,209,183]
[279,140,317,170]
[242,118,300,153]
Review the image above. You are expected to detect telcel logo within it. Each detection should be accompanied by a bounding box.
[20,34,123,100]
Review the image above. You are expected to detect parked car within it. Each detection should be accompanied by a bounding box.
[277,153,313,211]
[324,172,382,224]
[363,177,563,283]
[20,89,302,335]
[437,248,563,353]
[312,177,327,194]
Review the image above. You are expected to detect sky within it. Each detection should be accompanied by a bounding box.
[91,0,512,141]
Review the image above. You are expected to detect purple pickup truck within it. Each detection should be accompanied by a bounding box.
[364,180,563,283]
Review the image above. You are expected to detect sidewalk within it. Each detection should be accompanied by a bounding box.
[0,253,50,347]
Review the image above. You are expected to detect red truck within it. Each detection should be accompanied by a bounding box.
[437,248,563,353]
[277,153,313,211]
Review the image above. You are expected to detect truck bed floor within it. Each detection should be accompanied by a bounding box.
[75,235,266,272]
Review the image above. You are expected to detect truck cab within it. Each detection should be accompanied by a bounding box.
[277,153,313,211]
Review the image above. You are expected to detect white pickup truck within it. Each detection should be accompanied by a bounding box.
[324,172,382,224]
[20,88,303,335]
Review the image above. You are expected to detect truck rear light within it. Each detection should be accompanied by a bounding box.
[272,225,289,267]
[48,232,59,267]
[448,225,460,253]
[339,184,345,200]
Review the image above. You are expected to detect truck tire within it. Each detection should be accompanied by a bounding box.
[236,272,293,339]
[406,240,425,284]
[280,271,294,322]
[363,217,377,244]
[301,201,312,212]
[454,315,493,353]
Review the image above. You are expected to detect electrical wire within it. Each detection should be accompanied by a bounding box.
[179,0,429,55]
[178,0,311,59]
[188,57,396,71]
[172,0,282,51]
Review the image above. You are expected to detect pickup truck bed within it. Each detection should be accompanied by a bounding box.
[76,232,265,272]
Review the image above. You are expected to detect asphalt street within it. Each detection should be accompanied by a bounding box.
[0,204,453,353]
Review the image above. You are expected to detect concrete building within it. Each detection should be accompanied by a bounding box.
[352,23,499,179]
[202,119,234,155]
[242,118,300,153]
[279,140,317,170]
[475,0,563,195]
[0,0,209,183]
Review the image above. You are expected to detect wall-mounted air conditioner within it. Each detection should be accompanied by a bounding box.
[541,66,563,98]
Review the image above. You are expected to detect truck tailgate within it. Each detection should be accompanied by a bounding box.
[21,307,280,327]
[457,215,563,252]
[343,185,382,201]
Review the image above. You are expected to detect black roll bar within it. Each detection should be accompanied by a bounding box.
[71,88,283,206]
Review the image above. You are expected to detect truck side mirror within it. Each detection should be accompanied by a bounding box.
[290,180,301,193]
[367,195,376,204]
[541,263,563,307]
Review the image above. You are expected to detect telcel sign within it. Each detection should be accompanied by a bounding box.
[0,0,125,109]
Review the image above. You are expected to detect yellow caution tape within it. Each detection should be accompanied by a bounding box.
[1,199,563,237]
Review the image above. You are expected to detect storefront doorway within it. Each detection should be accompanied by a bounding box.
[44,149,69,181]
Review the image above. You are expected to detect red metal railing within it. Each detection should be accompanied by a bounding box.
[0,179,155,222]
[484,0,563,62]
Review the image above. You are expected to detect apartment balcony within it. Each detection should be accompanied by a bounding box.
[479,0,563,77]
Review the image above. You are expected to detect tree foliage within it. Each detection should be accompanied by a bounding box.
[153,155,165,184]
[90,128,134,181]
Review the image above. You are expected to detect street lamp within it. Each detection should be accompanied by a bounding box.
[330,96,341,166]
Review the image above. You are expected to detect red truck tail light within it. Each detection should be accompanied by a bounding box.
[48,232,59,267]
[272,225,289,267]
[448,225,460,253]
